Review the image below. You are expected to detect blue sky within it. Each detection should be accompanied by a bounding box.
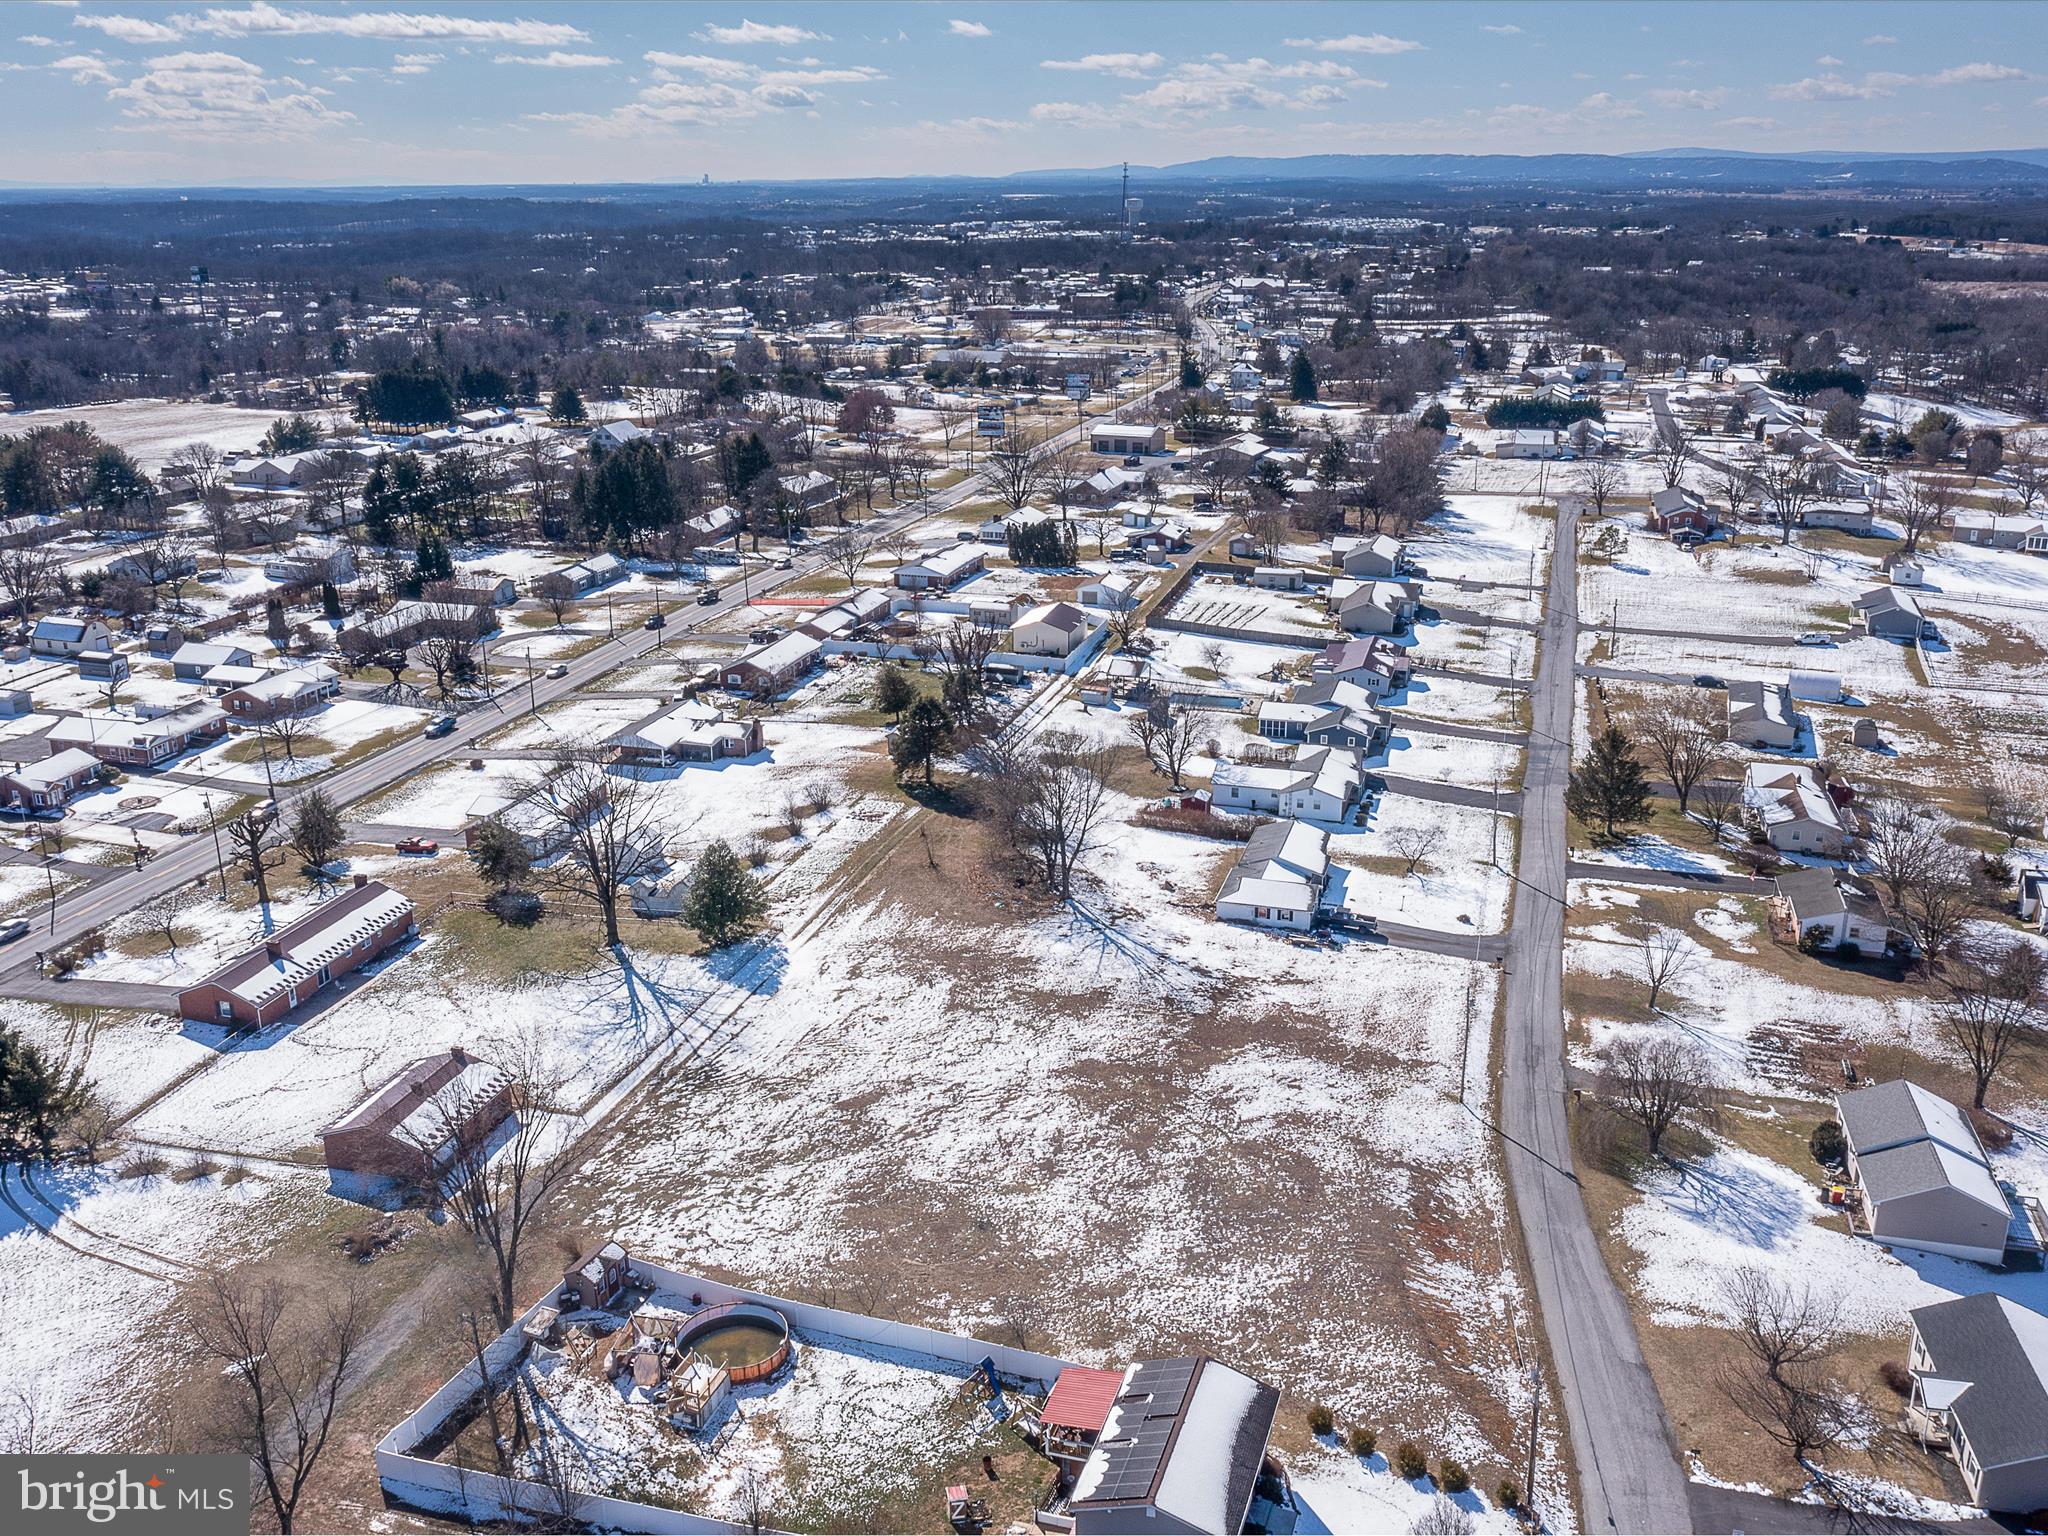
[1,2,2042,186]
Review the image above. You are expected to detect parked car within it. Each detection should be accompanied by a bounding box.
[696,589,720,605]
[1795,631,1833,647]
[394,836,439,854]
[1122,454,1142,468]
[1920,620,1939,641]
[774,557,794,570]
[1692,674,1725,690]
[424,714,457,737]
[0,917,30,944]
[545,662,569,678]
[644,612,666,630]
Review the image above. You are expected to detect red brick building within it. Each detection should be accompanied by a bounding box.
[319,1048,513,1180]
[176,875,418,1028]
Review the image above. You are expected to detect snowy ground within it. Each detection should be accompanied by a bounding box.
[1333,793,1515,933]
[1413,494,1554,588]
[2,398,291,471]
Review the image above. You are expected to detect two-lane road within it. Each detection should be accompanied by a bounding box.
[1501,496,1694,1533]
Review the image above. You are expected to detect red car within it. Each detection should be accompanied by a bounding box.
[394,836,439,855]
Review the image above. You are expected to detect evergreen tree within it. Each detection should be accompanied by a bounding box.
[260,414,321,454]
[414,531,454,584]
[683,840,764,948]
[0,1023,89,1160]
[874,665,916,722]
[549,385,587,423]
[891,697,952,786]
[264,595,289,646]
[320,581,342,620]
[1566,724,1653,838]
[466,817,532,892]
[1179,353,1205,389]
[1418,401,1451,433]
[1290,350,1319,403]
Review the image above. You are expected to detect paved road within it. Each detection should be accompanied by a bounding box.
[1565,860,1776,896]
[1372,771,1523,813]
[1501,493,1695,1534]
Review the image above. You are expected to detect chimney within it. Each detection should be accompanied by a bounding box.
[353,873,368,890]
[263,939,283,960]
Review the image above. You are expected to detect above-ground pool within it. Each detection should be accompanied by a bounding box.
[678,1301,792,1385]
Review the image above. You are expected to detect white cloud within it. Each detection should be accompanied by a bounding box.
[1282,33,1422,55]
[18,33,58,46]
[1039,52,1162,78]
[946,18,990,38]
[915,114,1021,135]
[1481,24,1522,35]
[105,47,354,135]
[74,13,179,43]
[495,50,617,68]
[79,3,588,47]
[1647,86,1728,110]
[1863,34,1898,45]
[1772,61,2026,100]
[1486,92,1643,134]
[48,51,114,82]
[389,51,439,74]
[542,47,878,135]
[1816,54,1843,67]
[1716,115,1779,131]
[692,19,822,46]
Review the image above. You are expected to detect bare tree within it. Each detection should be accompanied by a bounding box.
[1893,475,1955,556]
[436,1034,582,1329]
[183,1268,367,1535]
[1711,457,1759,528]
[1014,730,1116,898]
[983,425,1048,511]
[2007,432,2048,515]
[1938,939,2045,1108]
[226,811,281,910]
[1980,779,2043,851]
[417,624,482,703]
[1633,690,1728,814]
[1717,1267,1862,1466]
[1756,455,1822,545]
[1632,921,1698,1011]
[532,572,576,627]
[1656,419,1691,490]
[1694,778,1744,843]
[1126,699,1205,789]
[165,440,227,500]
[258,701,321,763]
[935,622,998,719]
[1387,823,1444,879]
[1901,845,1979,962]
[1859,795,1948,909]
[1597,1035,1716,1158]
[0,543,61,623]
[1573,455,1627,521]
[520,751,676,947]
[821,534,867,591]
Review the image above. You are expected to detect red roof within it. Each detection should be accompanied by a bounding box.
[1041,1367,1124,1433]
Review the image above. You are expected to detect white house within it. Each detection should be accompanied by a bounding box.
[1744,762,1853,856]
[1215,819,1329,932]
[1907,1295,2048,1513]
[1725,679,1805,750]
[1775,868,1894,954]
[1078,571,1140,611]
[1008,601,1092,659]
[31,615,113,658]
[1210,745,1362,821]
[893,544,985,591]
[1330,534,1405,579]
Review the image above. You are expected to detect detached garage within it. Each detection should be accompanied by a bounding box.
[1089,422,1165,456]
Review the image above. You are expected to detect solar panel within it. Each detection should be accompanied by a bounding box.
[1081,1358,1200,1504]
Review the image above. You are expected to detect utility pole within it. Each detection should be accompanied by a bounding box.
[203,791,228,899]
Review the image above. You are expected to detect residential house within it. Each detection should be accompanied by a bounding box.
[1493,428,1566,460]
[1088,421,1165,456]
[1067,1356,1280,1536]
[339,599,495,651]
[1008,601,1092,659]
[0,748,102,811]
[590,419,651,453]
[1799,499,1878,535]
[1647,485,1717,537]
[549,552,625,594]
[2018,866,2048,927]
[47,701,227,767]
[1837,1080,2017,1266]
[1257,677,1388,754]
[687,504,743,545]
[798,588,892,640]
[171,641,254,681]
[1125,519,1190,557]
[1330,534,1406,579]
[1328,578,1418,636]
[719,631,823,697]
[1309,637,1411,699]
[1906,1294,2048,1513]
[608,700,763,766]
[1078,571,1140,611]
[222,664,340,724]
[1744,762,1854,856]
[1854,586,1926,640]
[1215,819,1330,932]
[1725,679,1805,750]
[31,615,112,658]
[1067,466,1147,506]
[1774,867,1895,954]
[1211,745,1362,821]
[262,547,357,586]
[779,469,842,517]
[894,545,986,591]
[176,875,418,1029]
[319,1049,514,1180]
[105,549,197,586]
[1951,512,2048,553]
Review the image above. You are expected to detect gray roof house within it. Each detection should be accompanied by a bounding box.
[1854,585,1925,640]
[1725,679,1804,750]
[1069,1356,1280,1535]
[1907,1293,2048,1513]
[1775,868,1894,954]
[1836,1080,2014,1266]
[1214,820,1329,933]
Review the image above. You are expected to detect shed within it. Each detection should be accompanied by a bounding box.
[1787,670,1843,705]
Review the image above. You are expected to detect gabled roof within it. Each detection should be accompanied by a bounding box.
[1838,1080,1988,1165]
[1911,1293,2048,1472]
[1071,1357,1278,1534]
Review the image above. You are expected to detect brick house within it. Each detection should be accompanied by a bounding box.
[319,1049,514,1180]
[176,876,417,1028]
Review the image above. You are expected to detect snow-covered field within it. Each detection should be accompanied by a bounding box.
[1413,494,1554,588]
[3,398,295,471]
[1334,793,1515,933]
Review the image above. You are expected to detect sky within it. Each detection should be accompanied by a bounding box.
[0,1,2043,186]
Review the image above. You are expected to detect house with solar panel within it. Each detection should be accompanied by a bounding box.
[1034,1356,1279,1534]
[1835,1080,2045,1268]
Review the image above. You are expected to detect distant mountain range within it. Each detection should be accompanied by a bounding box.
[1016,150,2048,190]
